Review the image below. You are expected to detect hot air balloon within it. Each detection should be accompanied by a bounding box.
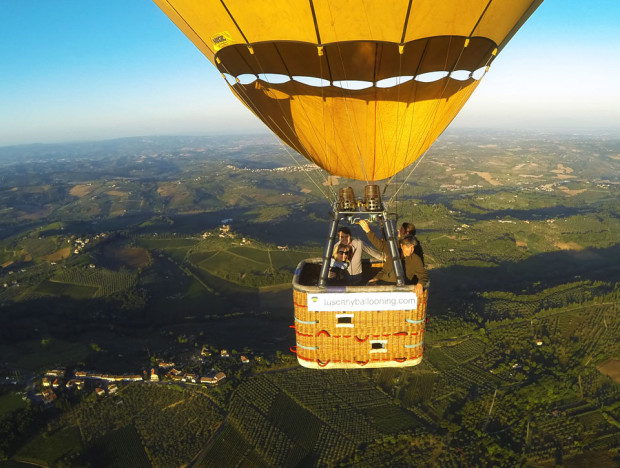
[153,0,544,368]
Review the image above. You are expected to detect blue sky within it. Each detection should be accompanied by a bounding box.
[1,0,618,147]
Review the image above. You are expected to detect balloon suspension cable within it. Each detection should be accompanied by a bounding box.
[386,148,431,207]
[268,125,336,203]
[217,50,337,204]
[386,35,482,210]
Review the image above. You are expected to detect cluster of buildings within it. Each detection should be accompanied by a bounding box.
[38,369,142,402]
[202,224,253,246]
[70,232,107,255]
[155,367,227,385]
[153,349,250,384]
[36,348,252,403]
[224,164,318,174]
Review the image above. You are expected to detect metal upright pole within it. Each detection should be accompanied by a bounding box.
[318,208,340,287]
[383,215,405,286]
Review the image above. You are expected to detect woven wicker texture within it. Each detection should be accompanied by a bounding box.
[293,286,428,369]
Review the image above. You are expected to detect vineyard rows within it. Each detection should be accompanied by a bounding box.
[53,266,137,296]
[230,403,298,467]
[268,371,389,440]
[589,432,620,450]
[222,368,432,466]
[439,338,486,363]
[195,425,266,468]
[60,384,222,467]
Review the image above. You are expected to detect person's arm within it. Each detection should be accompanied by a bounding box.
[358,220,385,253]
[360,240,383,260]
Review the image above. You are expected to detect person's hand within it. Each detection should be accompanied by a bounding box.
[414,283,424,299]
[358,219,371,232]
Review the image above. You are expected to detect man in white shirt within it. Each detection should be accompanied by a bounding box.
[333,226,383,284]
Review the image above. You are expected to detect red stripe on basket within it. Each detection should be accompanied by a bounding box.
[293,301,307,308]
[296,353,314,362]
[317,330,331,337]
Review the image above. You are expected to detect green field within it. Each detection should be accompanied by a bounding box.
[228,246,271,264]
[199,250,269,274]
[137,238,199,250]
[34,280,98,299]
[13,426,82,467]
[0,393,26,418]
[0,339,92,370]
[21,237,58,259]
[270,250,318,270]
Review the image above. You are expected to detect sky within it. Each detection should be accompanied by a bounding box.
[0,0,619,147]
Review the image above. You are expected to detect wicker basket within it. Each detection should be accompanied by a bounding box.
[291,259,427,369]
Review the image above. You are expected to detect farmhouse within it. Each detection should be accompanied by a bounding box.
[200,372,227,385]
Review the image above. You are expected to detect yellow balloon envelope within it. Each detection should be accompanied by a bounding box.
[153,0,543,181]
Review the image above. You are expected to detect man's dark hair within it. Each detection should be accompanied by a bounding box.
[338,227,352,236]
[399,235,419,247]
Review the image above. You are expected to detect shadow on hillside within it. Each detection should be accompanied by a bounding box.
[5,243,617,371]
[428,242,620,320]
[1,260,296,372]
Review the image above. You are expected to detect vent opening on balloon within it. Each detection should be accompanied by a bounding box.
[224,66,487,90]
